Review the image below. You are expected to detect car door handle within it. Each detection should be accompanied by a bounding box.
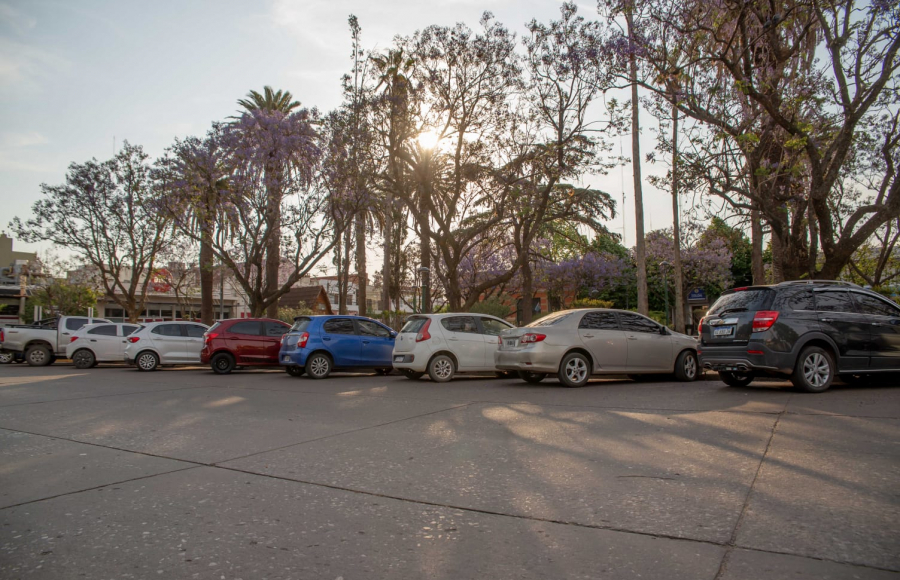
[90,339,97,342]
[362,340,370,344]
[449,337,459,341]
[323,337,331,341]
[819,318,834,323]
[871,322,883,327]
[627,336,638,340]
[583,334,595,338]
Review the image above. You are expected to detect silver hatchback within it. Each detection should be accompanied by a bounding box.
[495,309,699,387]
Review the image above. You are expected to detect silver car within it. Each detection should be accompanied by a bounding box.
[123,321,209,371]
[495,309,699,387]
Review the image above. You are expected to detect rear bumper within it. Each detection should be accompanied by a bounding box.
[494,348,560,374]
[278,348,309,367]
[391,353,427,372]
[699,343,793,375]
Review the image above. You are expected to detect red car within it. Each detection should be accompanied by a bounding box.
[200,318,291,374]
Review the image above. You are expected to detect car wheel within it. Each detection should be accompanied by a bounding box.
[72,349,96,370]
[428,354,455,383]
[307,353,332,380]
[286,365,305,377]
[558,352,591,388]
[791,346,835,393]
[674,350,699,382]
[518,371,547,384]
[400,369,425,380]
[0,351,13,364]
[25,344,52,367]
[136,351,159,372]
[719,371,754,387]
[211,352,236,375]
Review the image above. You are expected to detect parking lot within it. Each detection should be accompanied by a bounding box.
[0,365,898,580]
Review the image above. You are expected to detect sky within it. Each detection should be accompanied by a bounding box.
[0,0,683,263]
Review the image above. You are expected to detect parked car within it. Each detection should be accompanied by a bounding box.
[495,309,699,387]
[200,318,291,374]
[123,321,209,371]
[0,349,24,364]
[698,281,900,392]
[392,313,515,382]
[65,322,141,369]
[279,315,396,379]
[0,315,112,366]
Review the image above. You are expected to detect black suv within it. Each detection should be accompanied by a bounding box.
[698,281,900,392]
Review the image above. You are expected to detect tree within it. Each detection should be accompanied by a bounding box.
[11,142,172,322]
[237,86,304,317]
[24,280,100,322]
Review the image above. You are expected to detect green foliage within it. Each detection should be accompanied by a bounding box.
[469,296,512,319]
[702,218,753,287]
[22,280,100,324]
[570,298,615,309]
[628,309,667,325]
[276,306,314,324]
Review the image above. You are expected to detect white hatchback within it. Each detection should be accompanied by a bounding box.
[65,322,141,369]
[123,321,209,371]
[392,313,515,382]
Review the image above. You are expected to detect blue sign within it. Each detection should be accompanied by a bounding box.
[687,288,707,302]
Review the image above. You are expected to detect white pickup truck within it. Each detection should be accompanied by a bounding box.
[0,315,112,366]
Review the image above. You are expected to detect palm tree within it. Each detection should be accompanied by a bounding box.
[237,87,300,317]
[238,86,301,114]
[371,49,414,314]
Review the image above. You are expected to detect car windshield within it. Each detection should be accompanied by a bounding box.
[531,311,573,327]
[708,289,774,315]
[290,317,312,332]
[401,317,428,333]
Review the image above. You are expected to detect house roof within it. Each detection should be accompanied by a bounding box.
[279,285,333,314]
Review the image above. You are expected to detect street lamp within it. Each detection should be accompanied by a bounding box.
[418,266,430,314]
[659,260,670,327]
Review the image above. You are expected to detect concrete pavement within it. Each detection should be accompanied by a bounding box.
[0,364,897,579]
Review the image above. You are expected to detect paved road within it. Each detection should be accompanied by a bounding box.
[0,364,897,580]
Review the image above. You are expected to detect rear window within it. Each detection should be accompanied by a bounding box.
[708,289,774,315]
[531,311,573,327]
[401,317,428,333]
[290,317,312,332]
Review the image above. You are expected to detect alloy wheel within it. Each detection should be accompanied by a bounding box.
[309,356,330,378]
[432,358,453,380]
[565,357,588,384]
[803,353,830,388]
[138,353,157,371]
[683,355,697,379]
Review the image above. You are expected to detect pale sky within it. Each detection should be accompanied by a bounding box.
[0,0,682,260]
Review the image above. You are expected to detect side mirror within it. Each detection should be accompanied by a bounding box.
[390,331,398,338]
[659,326,668,335]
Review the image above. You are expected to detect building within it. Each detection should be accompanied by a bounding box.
[0,234,38,322]
[278,286,333,314]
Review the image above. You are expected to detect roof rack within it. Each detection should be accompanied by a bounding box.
[778,280,861,288]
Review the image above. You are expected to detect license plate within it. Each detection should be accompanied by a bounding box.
[506,340,516,346]
[283,356,290,362]
[714,327,734,337]
[394,355,404,362]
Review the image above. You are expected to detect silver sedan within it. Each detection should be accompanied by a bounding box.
[495,309,699,387]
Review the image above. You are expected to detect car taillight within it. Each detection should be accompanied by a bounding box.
[0,329,4,342]
[203,332,219,344]
[127,336,140,343]
[697,318,703,335]
[298,332,309,348]
[70,336,79,342]
[416,319,431,342]
[752,311,779,332]
[498,335,502,345]
[521,333,546,343]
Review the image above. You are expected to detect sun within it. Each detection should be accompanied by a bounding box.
[417,130,440,150]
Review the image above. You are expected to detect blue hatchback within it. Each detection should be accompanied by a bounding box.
[279,315,397,379]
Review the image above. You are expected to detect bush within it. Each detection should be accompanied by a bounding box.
[469,296,512,319]
[276,306,313,324]
[570,298,615,309]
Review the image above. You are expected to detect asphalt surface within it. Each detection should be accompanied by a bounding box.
[0,364,897,580]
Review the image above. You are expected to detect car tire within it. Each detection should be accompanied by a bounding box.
[674,350,699,382]
[0,351,13,364]
[518,371,547,384]
[558,352,591,388]
[306,353,332,380]
[400,369,425,380]
[791,346,835,393]
[72,349,96,370]
[428,354,455,383]
[719,371,754,387]
[211,352,236,375]
[374,368,392,376]
[286,365,305,377]
[25,344,52,367]
[135,351,159,372]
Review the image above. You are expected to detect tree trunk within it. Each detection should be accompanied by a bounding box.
[750,206,765,284]
[356,211,367,317]
[671,104,685,334]
[521,258,534,325]
[771,230,784,283]
[199,230,214,325]
[626,7,649,316]
[382,193,392,315]
[420,217,432,313]
[264,181,281,319]
[808,203,818,278]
